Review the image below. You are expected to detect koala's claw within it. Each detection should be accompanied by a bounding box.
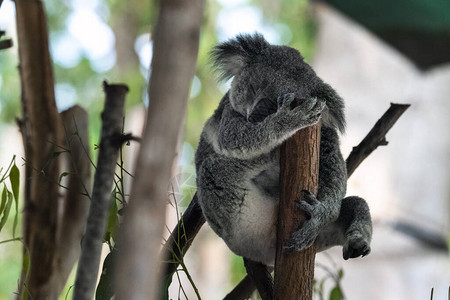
[343,235,371,260]
[295,190,321,218]
[302,190,320,205]
[277,93,296,109]
[296,97,318,113]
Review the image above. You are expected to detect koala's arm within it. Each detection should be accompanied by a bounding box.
[212,93,324,159]
[317,126,347,217]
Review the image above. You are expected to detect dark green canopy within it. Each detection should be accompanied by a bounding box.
[321,0,450,70]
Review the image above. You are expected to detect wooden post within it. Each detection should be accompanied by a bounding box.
[274,122,321,300]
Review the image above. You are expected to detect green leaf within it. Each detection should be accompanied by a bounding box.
[0,189,13,232]
[337,268,344,280]
[9,164,19,237]
[59,172,70,184]
[329,286,343,300]
[0,187,6,216]
[9,190,18,237]
[96,250,117,300]
[104,191,119,244]
[9,163,19,202]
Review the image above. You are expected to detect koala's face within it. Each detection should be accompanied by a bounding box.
[228,45,318,119]
[212,33,346,132]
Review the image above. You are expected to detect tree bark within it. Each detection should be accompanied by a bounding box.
[274,123,321,300]
[114,0,205,299]
[15,1,62,298]
[73,82,128,300]
[52,106,91,294]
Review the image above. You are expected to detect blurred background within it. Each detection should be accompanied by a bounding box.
[0,0,449,299]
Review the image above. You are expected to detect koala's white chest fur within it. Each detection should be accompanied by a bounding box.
[225,160,281,266]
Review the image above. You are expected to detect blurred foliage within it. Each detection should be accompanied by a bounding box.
[0,0,316,149]
[0,0,316,298]
[314,262,345,300]
[0,156,21,300]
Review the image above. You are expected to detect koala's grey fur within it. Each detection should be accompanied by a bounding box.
[195,33,372,266]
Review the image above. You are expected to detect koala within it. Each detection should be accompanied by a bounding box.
[195,33,372,268]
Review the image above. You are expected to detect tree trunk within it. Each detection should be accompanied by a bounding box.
[274,123,321,300]
[15,1,62,298]
[114,0,205,299]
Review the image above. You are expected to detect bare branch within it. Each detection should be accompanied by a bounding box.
[346,103,410,177]
[0,37,13,50]
[73,82,128,300]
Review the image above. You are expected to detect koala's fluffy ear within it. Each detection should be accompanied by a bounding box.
[210,33,269,82]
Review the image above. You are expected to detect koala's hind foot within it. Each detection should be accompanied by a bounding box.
[285,191,327,252]
[343,231,371,260]
[339,196,372,260]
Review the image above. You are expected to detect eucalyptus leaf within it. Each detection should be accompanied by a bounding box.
[9,164,19,237]
[0,186,6,216]
[9,163,19,201]
[329,286,343,300]
[95,250,117,300]
[0,190,13,232]
[338,268,344,279]
[105,191,119,244]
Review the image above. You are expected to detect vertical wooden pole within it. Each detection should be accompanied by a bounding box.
[274,122,320,300]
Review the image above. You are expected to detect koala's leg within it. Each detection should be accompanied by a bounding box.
[339,196,372,260]
[243,257,273,300]
[316,196,372,259]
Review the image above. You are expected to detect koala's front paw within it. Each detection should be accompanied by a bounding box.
[277,93,297,109]
[284,191,325,252]
[343,232,371,260]
[276,94,325,130]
